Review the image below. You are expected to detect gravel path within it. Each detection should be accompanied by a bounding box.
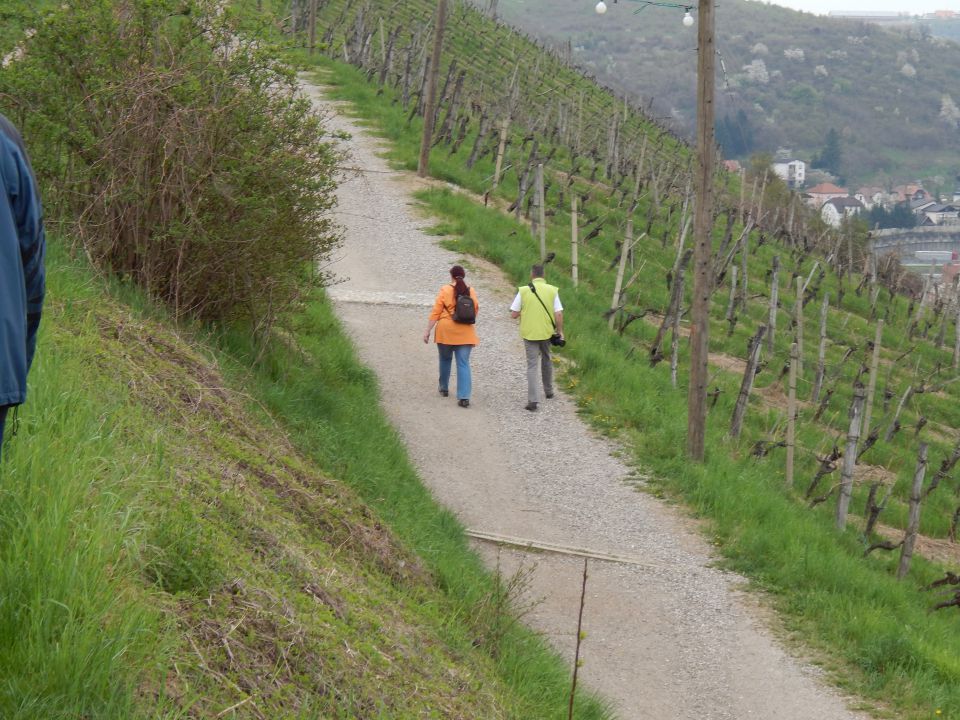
[303,77,869,720]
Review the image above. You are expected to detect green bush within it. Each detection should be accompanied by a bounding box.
[0,0,342,330]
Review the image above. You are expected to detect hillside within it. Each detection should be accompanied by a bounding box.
[261,0,960,712]
[487,0,960,188]
[0,241,612,718]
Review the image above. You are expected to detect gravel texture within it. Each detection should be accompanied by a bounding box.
[302,76,870,720]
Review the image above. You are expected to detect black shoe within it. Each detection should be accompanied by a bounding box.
[458,399,470,408]
[439,388,449,397]
[545,392,555,399]
[525,402,538,411]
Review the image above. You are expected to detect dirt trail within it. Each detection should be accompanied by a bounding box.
[303,77,869,720]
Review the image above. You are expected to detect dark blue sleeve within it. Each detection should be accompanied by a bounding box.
[10,148,45,371]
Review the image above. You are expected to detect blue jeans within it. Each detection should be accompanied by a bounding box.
[437,344,472,400]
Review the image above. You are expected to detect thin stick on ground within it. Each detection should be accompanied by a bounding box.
[568,557,589,720]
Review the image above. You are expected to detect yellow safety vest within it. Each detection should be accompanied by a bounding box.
[518,278,558,341]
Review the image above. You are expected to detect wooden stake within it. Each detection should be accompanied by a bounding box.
[571,195,579,288]
[537,163,546,261]
[811,292,829,403]
[493,118,509,188]
[897,443,928,580]
[725,265,738,333]
[885,384,914,442]
[730,325,766,439]
[794,277,804,383]
[609,219,633,330]
[767,255,780,353]
[862,319,884,445]
[670,268,685,388]
[786,342,798,488]
[686,0,717,460]
[836,385,866,530]
[567,558,588,720]
[953,301,960,371]
[308,0,318,54]
[417,0,448,178]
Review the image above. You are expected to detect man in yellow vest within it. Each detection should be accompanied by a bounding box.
[510,264,564,411]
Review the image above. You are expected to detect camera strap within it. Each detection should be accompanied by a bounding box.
[528,283,557,332]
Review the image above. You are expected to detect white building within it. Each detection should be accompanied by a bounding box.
[772,159,806,189]
[821,196,865,227]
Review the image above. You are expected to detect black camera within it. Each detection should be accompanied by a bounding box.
[550,333,566,347]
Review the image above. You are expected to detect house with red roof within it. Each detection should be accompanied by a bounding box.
[804,182,848,209]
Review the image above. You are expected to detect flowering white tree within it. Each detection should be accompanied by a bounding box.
[751,42,768,55]
[901,63,916,78]
[941,95,960,129]
[814,65,828,77]
[742,58,769,84]
[784,47,805,61]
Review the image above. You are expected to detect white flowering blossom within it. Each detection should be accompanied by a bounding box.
[751,42,769,55]
[941,95,960,129]
[901,63,916,78]
[784,47,805,61]
[742,59,769,84]
[814,65,828,77]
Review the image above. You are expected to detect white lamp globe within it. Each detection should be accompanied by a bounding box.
[595,1,608,14]
[682,10,694,26]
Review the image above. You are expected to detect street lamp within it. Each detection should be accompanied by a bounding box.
[595,0,696,26]
[593,0,716,460]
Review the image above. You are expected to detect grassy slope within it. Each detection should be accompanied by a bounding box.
[310,52,960,720]
[0,240,608,719]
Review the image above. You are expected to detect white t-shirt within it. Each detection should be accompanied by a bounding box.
[511,289,563,313]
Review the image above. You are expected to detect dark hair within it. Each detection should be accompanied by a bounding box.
[531,264,545,278]
[450,265,468,296]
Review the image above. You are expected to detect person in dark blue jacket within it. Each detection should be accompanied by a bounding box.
[0,113,45,461]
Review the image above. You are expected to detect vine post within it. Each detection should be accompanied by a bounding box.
[786,342,798,488]
[836,385,866,530]
[417,0,448,178]
[897,443,928,580]
[571,194,579,287]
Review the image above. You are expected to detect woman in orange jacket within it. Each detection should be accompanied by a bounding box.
[423,265,479,407]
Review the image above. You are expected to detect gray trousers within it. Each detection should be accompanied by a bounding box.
[524,339,553,403]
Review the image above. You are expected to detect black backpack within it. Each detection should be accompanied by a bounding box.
[452,288,476,324]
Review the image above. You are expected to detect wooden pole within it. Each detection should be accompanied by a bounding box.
[836,385,866,530]
[493,118,508,189]
[862,319,884,444]
[953,301,960,371]
[786,342,798,488]
[897,443,928,580]
[308,0,318,54]
[571,194,579,288]
[767,255,780,353]
[670,269,685,388]
[537,163,546,261]
[730,325,766,439]
[609,219,633,330]
[738,167,746,226]
[567,558,589,720]
[725,265,737,331]
[794,277,804,382]
[811,292,829,403]
[686,0,717,460]
[417,0,448,178]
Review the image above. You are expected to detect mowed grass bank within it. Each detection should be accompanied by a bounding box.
[309,56,960,719]
[1,240,610,719]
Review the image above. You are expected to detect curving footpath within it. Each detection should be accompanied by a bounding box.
[303,76,869,720]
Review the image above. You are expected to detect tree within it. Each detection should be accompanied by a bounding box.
[815,127,843,178]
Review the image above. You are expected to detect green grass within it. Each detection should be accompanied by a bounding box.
[305,53,960,720]
[1,237,611,718]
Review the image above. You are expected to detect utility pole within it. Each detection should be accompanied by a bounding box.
[418,0,448,178]
[686,0,717,460]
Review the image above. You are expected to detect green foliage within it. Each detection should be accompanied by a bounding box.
[814,128,844,179]
[868,201,918,229]
[0,0,342,330]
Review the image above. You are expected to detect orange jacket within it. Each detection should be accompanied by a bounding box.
[429,283,479,345]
